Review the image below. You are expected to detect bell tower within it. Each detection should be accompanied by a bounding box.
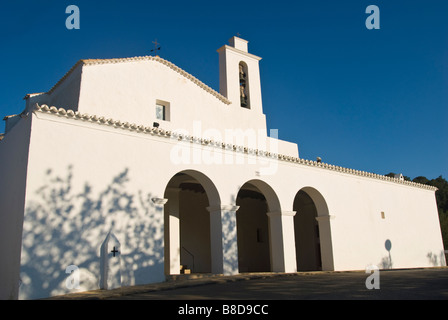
[217,36,263,114]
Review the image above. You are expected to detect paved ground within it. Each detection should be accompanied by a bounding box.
[48,267,448,300]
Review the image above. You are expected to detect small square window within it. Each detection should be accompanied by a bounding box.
[156,104,165,120]
[155,100,170,121]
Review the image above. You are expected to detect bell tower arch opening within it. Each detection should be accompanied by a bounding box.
[239,61,250,108]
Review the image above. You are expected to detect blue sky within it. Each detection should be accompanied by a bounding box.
[1,0,447,179]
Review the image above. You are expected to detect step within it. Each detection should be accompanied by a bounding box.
[166,273,218,282]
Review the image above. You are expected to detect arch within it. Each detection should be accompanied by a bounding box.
[293,186,334,271]
[165,169,220,207]
[238,179,281,212]
[299,186,329,217]
[235,179,281,272]
[163,170,221,275]
[239,61,250,108]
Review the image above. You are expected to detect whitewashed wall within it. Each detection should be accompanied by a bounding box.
[2,37,444,300]
[25,53,298,159]
[10,110,444,299]
[0,116,32,300]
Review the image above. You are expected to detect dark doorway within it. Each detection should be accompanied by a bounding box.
[293,190,322,271]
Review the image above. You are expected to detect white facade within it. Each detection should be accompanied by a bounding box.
[0,37,445,300]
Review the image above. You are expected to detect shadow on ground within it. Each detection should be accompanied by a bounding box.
[47,268,448,300]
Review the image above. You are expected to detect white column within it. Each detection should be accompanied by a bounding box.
[163,188,181,275]
[315,215,335,271]
[266,211,297,273]
[207,205,240,275]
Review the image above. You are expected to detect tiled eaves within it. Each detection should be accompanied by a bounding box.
[33,104,438,192]
[46,56,232,105]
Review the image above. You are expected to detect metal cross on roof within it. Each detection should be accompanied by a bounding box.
[151,39,161,55]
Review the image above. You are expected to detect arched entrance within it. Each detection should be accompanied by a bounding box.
[293,187,334,271]
[164,170,220,275]
[236,180,281,273]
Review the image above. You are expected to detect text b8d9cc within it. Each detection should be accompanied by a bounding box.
[222,305,269,315]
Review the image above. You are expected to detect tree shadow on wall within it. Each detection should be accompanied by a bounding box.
[427,251,446,267]
[20,165,164,300]
[221,194,239,275]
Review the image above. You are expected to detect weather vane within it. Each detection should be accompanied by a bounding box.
[151,39,161,55]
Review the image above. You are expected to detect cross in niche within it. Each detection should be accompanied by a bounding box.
[111,246,119,257]
[151,39,161,55]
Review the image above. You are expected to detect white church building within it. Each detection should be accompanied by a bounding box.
[0,36,445,299]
